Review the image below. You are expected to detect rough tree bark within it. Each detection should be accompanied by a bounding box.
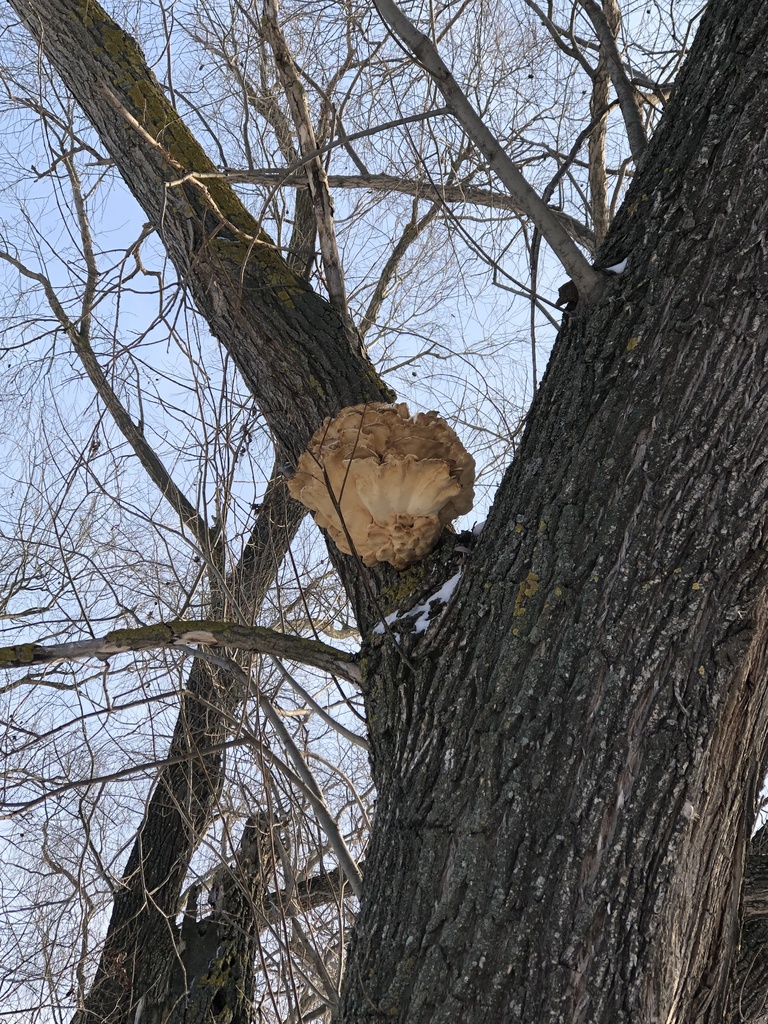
[9,0,768,1022]
[339,3,768,1020]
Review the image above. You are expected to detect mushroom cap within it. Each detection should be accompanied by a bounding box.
[288,403,475,569]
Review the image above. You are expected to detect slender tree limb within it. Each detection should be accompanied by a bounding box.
[188,24,318,278]
[0,246,211,547]
[261,863,354,923]
[371,0,603,299]
[2,736,253,817]
[588,4,618,249]
[360,200,441,341]
[198,649,364,898]
[272,658,369,750]
[0,620,361,683]
[174,167,596,251]
[577,0,648,163]
[9,0,393,467]
[519,0,596,77]
[530,103,612,384]
[261,0,347,310]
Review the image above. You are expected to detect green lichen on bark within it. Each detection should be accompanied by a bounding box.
[379,565,426,611]
[104,623,175,645]
[72,0,311,294]
[513,571,540,617]
[0,643,37,665]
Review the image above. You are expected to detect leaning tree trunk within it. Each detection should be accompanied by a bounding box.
[7,0,394,466]
[71,476,304,1024]
[337,2,768,1021]
[4,2,393,1020]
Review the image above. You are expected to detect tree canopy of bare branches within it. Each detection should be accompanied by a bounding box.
[6,2,768,1024]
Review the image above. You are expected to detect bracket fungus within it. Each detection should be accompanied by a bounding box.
[288,403,475,570]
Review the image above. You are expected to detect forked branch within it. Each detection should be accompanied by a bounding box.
[371,0,603,301]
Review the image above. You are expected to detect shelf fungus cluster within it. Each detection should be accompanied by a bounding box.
[288,403,475,570]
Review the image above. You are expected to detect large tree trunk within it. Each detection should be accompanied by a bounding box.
[337,1,768,1020]
[11,0,768,1020]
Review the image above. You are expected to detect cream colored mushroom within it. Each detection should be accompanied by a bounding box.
[288,403,475,569]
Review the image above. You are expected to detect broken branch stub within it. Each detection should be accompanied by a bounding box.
[288,403,475,570]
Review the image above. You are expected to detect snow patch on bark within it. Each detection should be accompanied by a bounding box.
[373,572,462,635]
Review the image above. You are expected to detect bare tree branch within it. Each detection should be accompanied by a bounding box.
[577,0,648,163]
[0,619,361,682]
[171,167,596,251]
[0,245,212,547]
[519,0,596,77]
[371,0,603,299]
[188,20,318,278]
[360,200,441,341]
[261,0,348,310]
[197,648,364,898]
[272,658,369,750]
[588,3,619,248]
